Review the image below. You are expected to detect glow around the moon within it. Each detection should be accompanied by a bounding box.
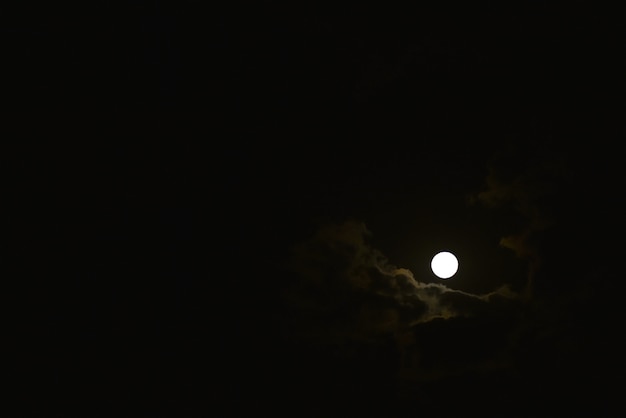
[431,251,458,279]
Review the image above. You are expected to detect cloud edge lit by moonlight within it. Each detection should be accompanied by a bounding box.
[284,220,519,342]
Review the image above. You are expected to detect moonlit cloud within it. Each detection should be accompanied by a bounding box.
[286,220,517,341]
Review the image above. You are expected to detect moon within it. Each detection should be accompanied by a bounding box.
[431,251,458,279]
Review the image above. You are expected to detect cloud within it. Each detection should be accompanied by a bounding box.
[284,220,517,342]
[471,139,570,297]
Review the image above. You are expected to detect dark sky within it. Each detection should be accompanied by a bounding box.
[6,2,625,416]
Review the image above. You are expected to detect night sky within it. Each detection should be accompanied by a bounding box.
[6,2,625,416]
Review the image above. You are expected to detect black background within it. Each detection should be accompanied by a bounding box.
[4,2,625,416]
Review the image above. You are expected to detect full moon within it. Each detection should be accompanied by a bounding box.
[431,251,458,279]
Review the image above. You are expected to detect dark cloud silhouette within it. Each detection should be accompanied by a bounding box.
[472,139,571,297]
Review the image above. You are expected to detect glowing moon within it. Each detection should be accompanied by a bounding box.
[431,251,458,279]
